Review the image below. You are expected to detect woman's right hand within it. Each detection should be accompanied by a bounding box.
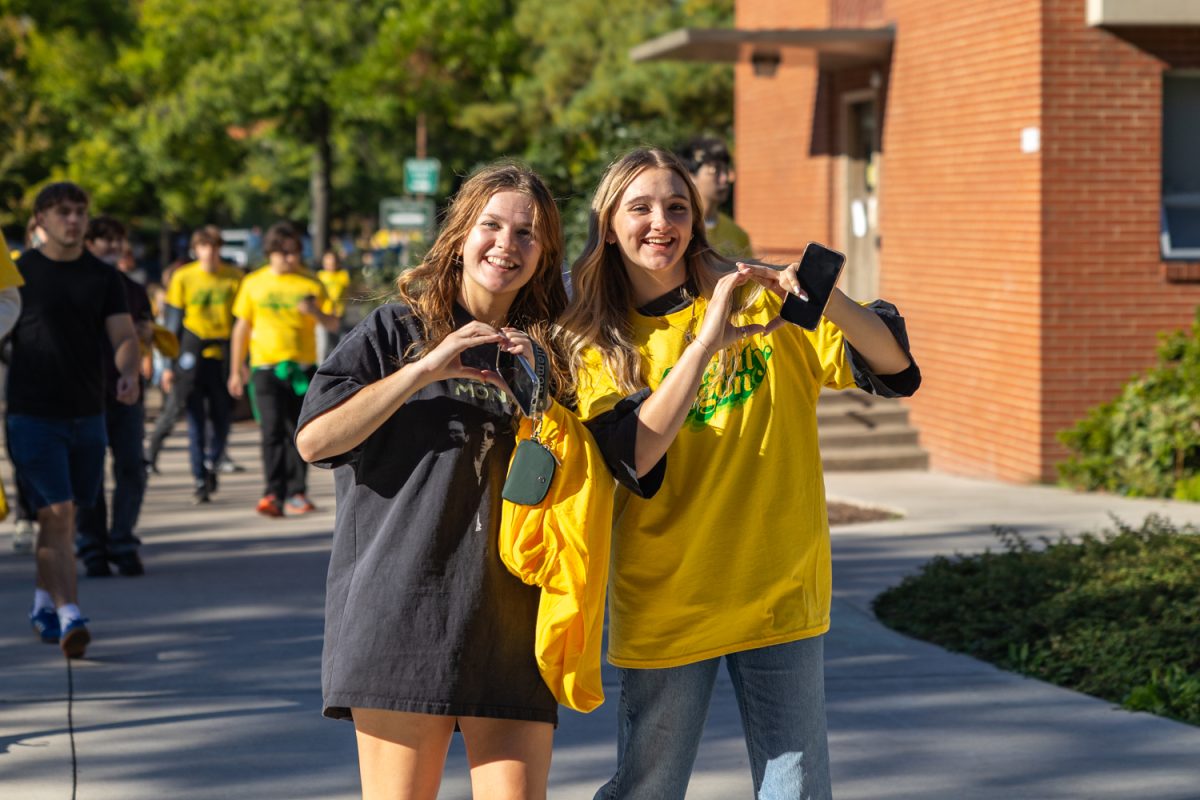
[415,321,510,387]
[692,271,772,356]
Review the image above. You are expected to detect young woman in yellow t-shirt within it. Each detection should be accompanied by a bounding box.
[559,147,919,800]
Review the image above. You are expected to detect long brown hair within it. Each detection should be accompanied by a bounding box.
[558,147,755,395]
[395,161,570,393]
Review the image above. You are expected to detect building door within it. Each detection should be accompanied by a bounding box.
[842,96,881,301]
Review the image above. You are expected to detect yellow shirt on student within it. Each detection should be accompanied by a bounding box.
[166,261,243,359]
[317,268,351,317]
[575,290,857,669]
[231,266,328,367]
[501,401,616,713]
[708,212,753,260]
[0,246,24,289]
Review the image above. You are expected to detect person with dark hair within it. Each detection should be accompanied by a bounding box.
[561,148,919,800]
[228,222,337,517]
[676,135,753,259]
[8,183,141,658]
[295,161,569,800]
[76,216,155,578]
[157,225,243,504]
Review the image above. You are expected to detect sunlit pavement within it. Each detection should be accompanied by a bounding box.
[3,421,1200,798]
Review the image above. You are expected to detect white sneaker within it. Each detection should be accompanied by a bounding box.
[12,520,35,554]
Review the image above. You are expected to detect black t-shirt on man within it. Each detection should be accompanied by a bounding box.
[8,248,129,418]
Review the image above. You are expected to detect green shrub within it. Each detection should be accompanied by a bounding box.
[872,516,1200,726]
[1058,311,1200,498]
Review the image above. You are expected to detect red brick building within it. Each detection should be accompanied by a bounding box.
[635,0,1200,482]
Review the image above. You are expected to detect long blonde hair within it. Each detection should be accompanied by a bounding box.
[558,147,754,396]
[396,161,570,393]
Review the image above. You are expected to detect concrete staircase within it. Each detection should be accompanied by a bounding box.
[818,388,929,471]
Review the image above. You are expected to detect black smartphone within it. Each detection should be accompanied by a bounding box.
[779,242,846,331]
[497,350,541,417]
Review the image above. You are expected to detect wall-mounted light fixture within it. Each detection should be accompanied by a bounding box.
[750,49,781,77]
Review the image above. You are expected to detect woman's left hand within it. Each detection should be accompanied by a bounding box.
[735,261,808,301]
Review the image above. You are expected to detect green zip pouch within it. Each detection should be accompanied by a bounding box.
[502,439,557,506]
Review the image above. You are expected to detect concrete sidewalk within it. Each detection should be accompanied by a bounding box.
[2,424,1199,799]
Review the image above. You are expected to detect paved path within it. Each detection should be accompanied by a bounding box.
[3,424,1199,798]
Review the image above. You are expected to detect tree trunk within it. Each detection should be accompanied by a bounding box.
[309,102,332,262]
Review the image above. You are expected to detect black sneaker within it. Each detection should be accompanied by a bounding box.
[218,457,246,474]
[204,469,218,496]
[193,480,210,505]
[85,559,113,578]
[112,552,144,577]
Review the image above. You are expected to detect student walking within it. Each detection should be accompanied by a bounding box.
[75,216,155,577]
[295,163,569,799]
[560,148,921,800]
[160,226,243,504]
[8,183,140,658]
[227,222,337,517]
[315,248,350,363]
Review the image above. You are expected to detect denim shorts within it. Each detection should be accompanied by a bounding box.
[6,413,107,511]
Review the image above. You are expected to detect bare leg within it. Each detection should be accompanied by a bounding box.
[459,716,554,800]
[352,708,455,800]
[36,501,77,607]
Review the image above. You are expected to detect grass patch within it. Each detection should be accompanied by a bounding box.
[872,515,1200,726]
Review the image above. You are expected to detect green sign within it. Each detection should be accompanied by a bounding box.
[404,158,441,195]
[379,197,435,239]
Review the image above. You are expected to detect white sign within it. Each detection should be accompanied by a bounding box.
[1021,127,1041,154]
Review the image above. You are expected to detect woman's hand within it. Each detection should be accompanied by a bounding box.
[692,271,774,356]
[499,327,534,361]
[416,321,510,387]
[735,260,808,301]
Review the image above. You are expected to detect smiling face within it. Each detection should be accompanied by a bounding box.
[458,190,543,316]
[606,167,694,302]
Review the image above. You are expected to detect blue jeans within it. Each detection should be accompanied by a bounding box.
[6,413,107,511]
[76,401,146,563]
[596,637,831,800]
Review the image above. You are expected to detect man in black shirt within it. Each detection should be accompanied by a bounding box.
[76,216,154,578]
[7,183,140,659]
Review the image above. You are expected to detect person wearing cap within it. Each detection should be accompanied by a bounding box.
[677,135,754,260]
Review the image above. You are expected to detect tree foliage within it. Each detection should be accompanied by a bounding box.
[1,0,734,258]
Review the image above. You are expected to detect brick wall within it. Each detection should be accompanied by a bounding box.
[1040,3,1200,480]
[735,2,832,265]
[737,0,1046,480]
[736,0,1200,481]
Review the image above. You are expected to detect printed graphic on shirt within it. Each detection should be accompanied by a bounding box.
[452,378,517,414]
[663,340,775,428]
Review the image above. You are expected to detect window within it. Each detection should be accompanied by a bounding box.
[1162,73,1200,260]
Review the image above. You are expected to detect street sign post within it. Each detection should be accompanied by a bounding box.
[379,196,436,244]
[404,158,441,195]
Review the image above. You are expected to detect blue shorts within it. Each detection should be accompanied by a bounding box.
[6,413,107,512]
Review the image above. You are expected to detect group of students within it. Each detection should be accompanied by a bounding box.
[7,183,352,660]
[295,145,920,800]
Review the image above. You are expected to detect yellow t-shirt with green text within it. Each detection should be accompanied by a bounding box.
[317,269,351,317]
[576,290,857,669]
[166,261,243,359]
[231,266,328,367]
[0,245,24,289]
